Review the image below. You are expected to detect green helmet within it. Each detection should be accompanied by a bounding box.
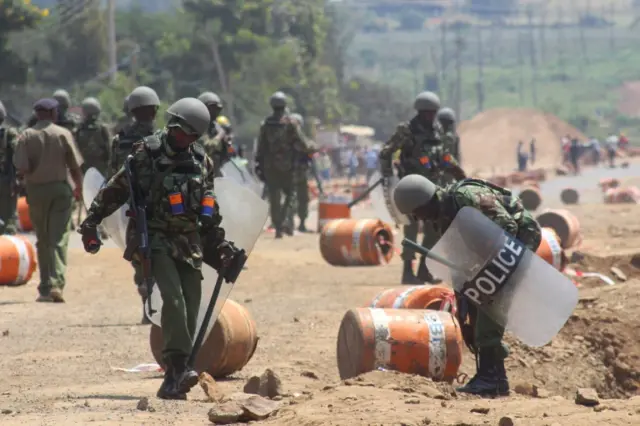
[393,174,438,215]
[437,107,456,122]
[128,86,160,111]
[414,91,441,112]
[198,91,222,107]
[166,97,211,137]
[269,91,287,108]
[290,113,303,126]
[0,101,5,122]
[53,89,71,109]
[81,97,101,116]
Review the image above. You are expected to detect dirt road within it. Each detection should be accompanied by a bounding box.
[1,169,640,425]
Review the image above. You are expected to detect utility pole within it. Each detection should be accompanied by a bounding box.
[454,25,463,118]
[107,0,117,83]
[527,7,538,106]
[476,25,484,112]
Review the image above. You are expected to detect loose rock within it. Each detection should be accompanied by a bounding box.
[243,369,283,399]
[533,385,550,398]
[200,372,225,402]
[1,409,13,415]
[514,382,535,396]
[610,267,627,281]
[208,402,244,424]
[301,370,319,380]
[575,388,600,406]
[470,407,490,414]
[136,397,149,411]
[498,416,515,426]
[241,395,281,421]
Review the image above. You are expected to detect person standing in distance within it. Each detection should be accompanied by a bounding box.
[0,100,19,235]
[14,98,83,303]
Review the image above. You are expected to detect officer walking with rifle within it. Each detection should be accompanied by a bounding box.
[79,98,244,400]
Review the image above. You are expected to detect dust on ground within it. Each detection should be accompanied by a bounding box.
[2,175,640,425]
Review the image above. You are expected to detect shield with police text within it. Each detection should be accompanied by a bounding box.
[424,206,579,347]
[82,167,128,250]
[146,177,269,342]
[369,170,411,226]
[220,158,263,197]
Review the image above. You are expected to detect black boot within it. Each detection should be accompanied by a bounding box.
[156,364,187,400]
[457,349,510,397]
[417,257,442,285]
[298,220,310,233]
[282,221,294,236]
[275,228,283,239]
[172,356,199,395]
[401,260,423,285]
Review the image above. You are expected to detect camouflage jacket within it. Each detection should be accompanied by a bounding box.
[0,126,18,182]
[256,114,315,176]
[199,121,232,173]
[441,127,460,163]
[56,111,81,133]
[107,121,155,179]
[87,130,218,269]
[433,178,541,251]
[379,117,460,185]
[113,115,134,135]
[75,119,111,174]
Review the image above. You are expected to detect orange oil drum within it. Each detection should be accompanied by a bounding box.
[149,299,258,378]
[521,180,540,189]
[368,285,456,313]
[536,228,566,271]
[317,196,351,232]
[17,197,33,232]
[560,188,579,205]
[336,308,463,382]
[536,209,581,249]
[0,235,37,286]
[519,187,542,211]
[526,168,547,182]
[603,187,640,204]
[319,219,393,266]
[508,172,526,185]
[599,178,620,192]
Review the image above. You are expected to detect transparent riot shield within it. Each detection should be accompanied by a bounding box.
[82,167,128,250]
[424,206,579,347]
[368,171,411,226]
[147,177,269,342]
[220,158,263,197]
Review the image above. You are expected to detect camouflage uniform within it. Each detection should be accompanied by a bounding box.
[75,98,111,176]
[290,113,312,232]
[380,92,464,284]
[199,120,231,176]
[255,93,315,238]
[0,108,19,235]
[108,121,155,179]
[437,107,461,177]
[393,174,541,397]
[81,98,217,400]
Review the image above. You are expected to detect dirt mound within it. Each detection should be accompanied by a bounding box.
[459,108,587,174]
[618,81,640,117]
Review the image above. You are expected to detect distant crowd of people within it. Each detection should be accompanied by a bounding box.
[313,145,380,184]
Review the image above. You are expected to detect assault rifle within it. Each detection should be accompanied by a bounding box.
[123,154,156,317]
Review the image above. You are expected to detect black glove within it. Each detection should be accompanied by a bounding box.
[78,221,102,254]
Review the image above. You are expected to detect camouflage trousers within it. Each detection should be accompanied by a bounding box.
[0,182,18,235]
[293,170,309,222]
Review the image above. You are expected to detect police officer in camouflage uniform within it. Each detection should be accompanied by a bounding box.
[108,86,160,179]
[394,174,541,397]
[107,86,159,323]
[379,91,465,285]
[0,101,19,235]
[197,91,231,176]
[76,97,111,176]
[80,98,234,400]
[437,107,461,164]
[255,92,315,238]
[290,113,313,232]
[53,89,81,133]
[113,96,133,135]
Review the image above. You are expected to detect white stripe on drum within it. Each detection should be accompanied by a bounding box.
[6,236,29,284]
[424,311,447,380]
[392,286,421,309]
[369,308,391,369]
[542,229,563,270]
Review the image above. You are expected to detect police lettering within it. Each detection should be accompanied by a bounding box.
[463,235,525,305]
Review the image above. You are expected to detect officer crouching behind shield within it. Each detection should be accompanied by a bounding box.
[79,98,241,400]
[393,174,541,397]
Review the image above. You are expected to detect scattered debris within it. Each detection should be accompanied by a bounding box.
[533,385,550,398]
[514,382,535,396]
[301,370,319,380]
[575,388,600,406]
[243,369,283,399]
[610,267,627,281]
[200,372,225,402]
[136,397,149,411]
[208,402,244,424]
[2,330,9,337]
[1,409,13,415]
[470,406,490,414]
[207,394,280,424]
[498,416,515,426]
